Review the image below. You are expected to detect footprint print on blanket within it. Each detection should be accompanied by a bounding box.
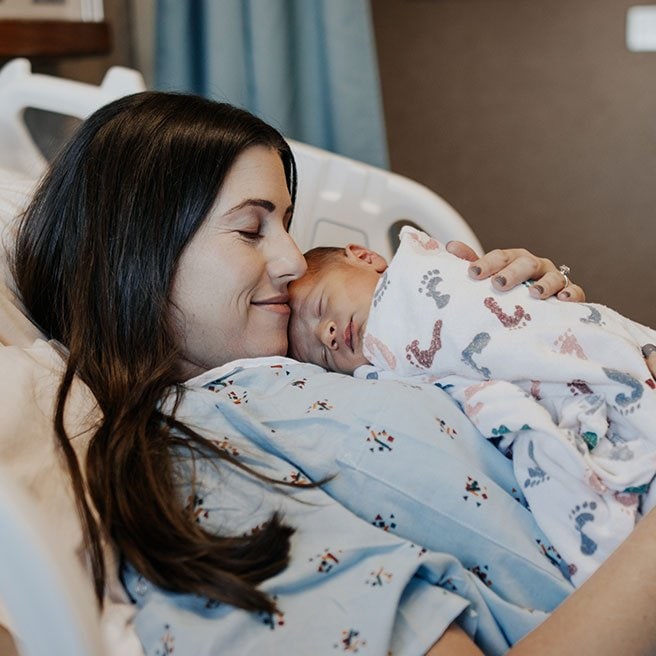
[569,501,598,556]
[523,439,550,488]
[484,297,532,329]
[406,228,440,251]
[461,332,492,379]
[418,269,451,309]
[580,304,606,326]
[602,367,643,414]
[554,329,587,359]
[372,271,390,308]
[364,334,397,369]
[405,319,443,369]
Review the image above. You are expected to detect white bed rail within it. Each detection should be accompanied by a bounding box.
[289,139,483,259]
[0,58,146,177]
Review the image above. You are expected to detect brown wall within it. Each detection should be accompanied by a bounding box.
[23,0,134,83]
[372,0,656,328]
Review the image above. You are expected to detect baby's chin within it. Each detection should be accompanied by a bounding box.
[338,353,370,376]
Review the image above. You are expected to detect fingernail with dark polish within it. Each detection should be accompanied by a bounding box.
[533,284,544,295]
[494,275,506,288]
[469,266,482,277]
[642,343,656,358]
[559,290,571,299]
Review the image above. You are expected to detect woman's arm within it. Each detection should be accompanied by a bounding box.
[446,242,585,301]
[426,623,483,655]
[0,627,18,656]
[428,505,656,655]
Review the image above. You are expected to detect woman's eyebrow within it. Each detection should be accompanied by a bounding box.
[225,198,293,215]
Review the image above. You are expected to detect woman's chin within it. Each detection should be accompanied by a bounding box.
[251,338,289,360]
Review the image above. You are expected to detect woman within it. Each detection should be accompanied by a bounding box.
[8,91,655,655]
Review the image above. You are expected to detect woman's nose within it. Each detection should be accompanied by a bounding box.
[269,230,307,281]
[319,320,338,350]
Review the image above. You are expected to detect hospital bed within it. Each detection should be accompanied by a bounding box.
[0,59,482,655]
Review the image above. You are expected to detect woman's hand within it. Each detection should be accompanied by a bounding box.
[446,241,585,302]
[644,344,656,379]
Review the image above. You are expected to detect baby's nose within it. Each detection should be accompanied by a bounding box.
[320,320,338,350]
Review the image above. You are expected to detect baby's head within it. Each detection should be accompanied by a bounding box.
[288,244,388,374]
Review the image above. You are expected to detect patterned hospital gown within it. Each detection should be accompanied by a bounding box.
[358,226,656,585]
[123,357,575,655]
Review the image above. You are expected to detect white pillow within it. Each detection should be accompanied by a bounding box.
[0,167,43,347]
[0,167,144,655]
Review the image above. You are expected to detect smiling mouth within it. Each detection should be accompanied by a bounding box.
[252,298,291,315]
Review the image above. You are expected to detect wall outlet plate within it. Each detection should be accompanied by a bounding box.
[627,5,656,52]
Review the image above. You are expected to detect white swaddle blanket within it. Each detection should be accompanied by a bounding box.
[358,226,656,584]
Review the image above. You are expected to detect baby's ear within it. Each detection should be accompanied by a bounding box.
[345,244,388,273]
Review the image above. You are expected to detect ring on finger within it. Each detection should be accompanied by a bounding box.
[558,264,571,289]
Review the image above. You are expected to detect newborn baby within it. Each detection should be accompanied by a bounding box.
[288,225,656,585]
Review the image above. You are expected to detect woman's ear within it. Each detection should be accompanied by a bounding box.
[344,244,388,273]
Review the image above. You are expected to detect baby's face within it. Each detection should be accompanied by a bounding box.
[288,261,381,374]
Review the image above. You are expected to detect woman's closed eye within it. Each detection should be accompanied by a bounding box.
[235,218,263,241]
[237,229,263,241]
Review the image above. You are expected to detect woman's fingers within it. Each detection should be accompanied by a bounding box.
[643,344,656,379]
[556,283,585,302]
[448,244,586,301]
[445,240,480,262]
[528,270,586,302]
[467,248,549,288]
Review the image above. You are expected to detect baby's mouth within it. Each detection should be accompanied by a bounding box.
[344,318,354,352]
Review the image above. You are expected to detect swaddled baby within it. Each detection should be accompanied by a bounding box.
[288,226,656,585]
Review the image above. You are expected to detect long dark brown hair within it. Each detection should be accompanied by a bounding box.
[12,92,299,613]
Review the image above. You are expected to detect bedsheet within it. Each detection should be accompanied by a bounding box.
[124,356,575,655]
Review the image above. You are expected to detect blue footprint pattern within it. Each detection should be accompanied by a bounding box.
[523,440,550,488]
[461,332,491,379]
[602,367,643,414]
[569,501,598,555]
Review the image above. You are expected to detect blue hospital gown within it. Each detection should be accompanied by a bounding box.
[123,357,576,655]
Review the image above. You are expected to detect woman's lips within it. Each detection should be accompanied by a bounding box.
[252,297,291,315]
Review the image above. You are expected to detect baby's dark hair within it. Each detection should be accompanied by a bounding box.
[303,246,347,277]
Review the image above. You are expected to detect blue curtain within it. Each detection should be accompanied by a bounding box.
[155,0,389,168]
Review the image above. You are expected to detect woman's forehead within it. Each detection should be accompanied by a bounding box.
[221,146,288,197]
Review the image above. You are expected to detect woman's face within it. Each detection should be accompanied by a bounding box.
[171,145,307,379]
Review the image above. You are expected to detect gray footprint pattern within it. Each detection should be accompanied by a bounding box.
[418,269,450,309]
[569,501,598,555]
